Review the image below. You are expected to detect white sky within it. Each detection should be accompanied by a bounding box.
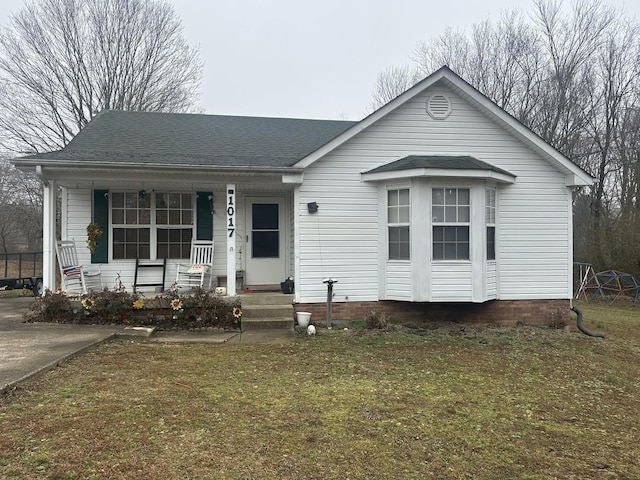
[1,0,639,120]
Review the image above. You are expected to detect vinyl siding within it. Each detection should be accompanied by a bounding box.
[385,262,413,301]
[297,83,573,303]
[486,261,497,299]
[431,263,473,301]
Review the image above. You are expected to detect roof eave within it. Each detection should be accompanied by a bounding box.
[13,158,303,175]
[361,168,516,184]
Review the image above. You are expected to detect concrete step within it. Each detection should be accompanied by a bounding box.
[239,292,295,306]
[241,317,294,332]
[241,304,294,319]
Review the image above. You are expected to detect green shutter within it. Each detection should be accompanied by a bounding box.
[92,190,109,263]
[196,192,213,240]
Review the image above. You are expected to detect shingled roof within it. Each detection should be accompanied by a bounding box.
[365,155,516,178]
[23,110,356,168]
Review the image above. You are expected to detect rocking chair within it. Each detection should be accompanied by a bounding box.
[175,240,214,291]
[55,240,103,295]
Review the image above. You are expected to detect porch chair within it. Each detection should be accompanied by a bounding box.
[175,240,214,291]
[55,240,103,295]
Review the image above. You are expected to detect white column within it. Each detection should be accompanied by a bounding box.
[226,184,237,296]
[42,179,57,293]
[471,183,485,302]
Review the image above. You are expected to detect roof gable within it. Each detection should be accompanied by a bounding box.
[294,66,593,187]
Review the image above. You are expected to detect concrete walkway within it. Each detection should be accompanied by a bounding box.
[0,296,293,393]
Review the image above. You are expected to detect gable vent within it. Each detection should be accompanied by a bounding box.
[426,94,451,120]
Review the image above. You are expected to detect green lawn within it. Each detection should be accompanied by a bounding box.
[1,300,639,479]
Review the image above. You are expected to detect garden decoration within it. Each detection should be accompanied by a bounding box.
[86,222,103,254]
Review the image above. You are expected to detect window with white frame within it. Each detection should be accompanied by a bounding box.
[432,188,470,260]
[486,188,496,260]
[111,192,193,260]
[388,188,410,260]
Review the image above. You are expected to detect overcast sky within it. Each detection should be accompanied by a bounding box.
[1,0,639,120]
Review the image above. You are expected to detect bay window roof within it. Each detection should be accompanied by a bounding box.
[361,155,516,184]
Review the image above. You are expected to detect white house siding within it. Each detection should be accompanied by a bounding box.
[297,83,574,304]
[486,262,497,299]
[295,168,380,303]
[384,262,413,300]
[497,181,571,299]
[431,263,473,301]
[63,187,92,262]
[288,190,295,279]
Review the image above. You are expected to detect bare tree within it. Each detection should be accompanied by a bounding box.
[0,0,203,154]
[370,0,640,275]
[0,160,42,252]
[368,65,423,113]
[413,10,545,123]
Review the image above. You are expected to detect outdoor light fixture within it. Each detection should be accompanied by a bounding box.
[307,202,318,214]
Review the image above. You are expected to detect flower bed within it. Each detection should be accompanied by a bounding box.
[24,287,242,330]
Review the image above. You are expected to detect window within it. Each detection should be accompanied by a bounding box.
[486,189,496,260]
[111,192,193,260]
[388,188,410,260]
[156,193,193,259]
[432,188,470,260]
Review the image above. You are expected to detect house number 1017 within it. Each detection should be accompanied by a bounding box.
[227,190,235,238]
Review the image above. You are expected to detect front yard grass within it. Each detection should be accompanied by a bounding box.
[1,300,639,479]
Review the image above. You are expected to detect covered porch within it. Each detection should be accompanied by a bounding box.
[37,164,302,296]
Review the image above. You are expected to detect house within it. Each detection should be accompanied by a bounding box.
[12,66,593,325]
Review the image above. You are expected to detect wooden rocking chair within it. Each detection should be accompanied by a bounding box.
[175,240,214,291]
[55,240,103,295]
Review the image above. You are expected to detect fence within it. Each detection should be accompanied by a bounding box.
[1,252,43,279]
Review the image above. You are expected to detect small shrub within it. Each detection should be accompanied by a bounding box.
[24,286,240,330]
[24,289,75,323]
[174,287,240,329]
[364,311,391,330]
[548,308,567,329]
[83,288,141,322]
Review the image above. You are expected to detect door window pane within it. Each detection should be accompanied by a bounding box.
[253,204,279,230]
[253,231,279,258]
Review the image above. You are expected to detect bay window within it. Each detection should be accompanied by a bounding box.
[486,188,496,260]
[388,188,410,260]
[432,187,470,260]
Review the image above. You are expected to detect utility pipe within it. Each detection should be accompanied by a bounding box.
[571,306,604,339]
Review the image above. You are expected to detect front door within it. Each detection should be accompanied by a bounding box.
[245,197,286,285]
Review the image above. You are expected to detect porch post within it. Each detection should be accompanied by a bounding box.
[226,184,237,296]
[42,179,57,293]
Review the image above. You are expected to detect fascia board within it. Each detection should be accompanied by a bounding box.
[361,168,516,184]
[444,75,594,186]
[293,69,450,169]
[14,159,302,175]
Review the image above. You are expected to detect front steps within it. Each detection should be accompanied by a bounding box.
[239,292,295,331]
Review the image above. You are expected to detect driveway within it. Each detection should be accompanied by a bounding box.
[0,297,120,392]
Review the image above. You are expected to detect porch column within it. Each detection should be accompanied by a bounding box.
[226,184,237,296]
[42,179,57,293]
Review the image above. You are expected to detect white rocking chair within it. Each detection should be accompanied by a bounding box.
[55,240,103,295]
[175,240,214,291]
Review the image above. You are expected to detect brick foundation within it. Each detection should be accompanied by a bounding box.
[294,299,571,327]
